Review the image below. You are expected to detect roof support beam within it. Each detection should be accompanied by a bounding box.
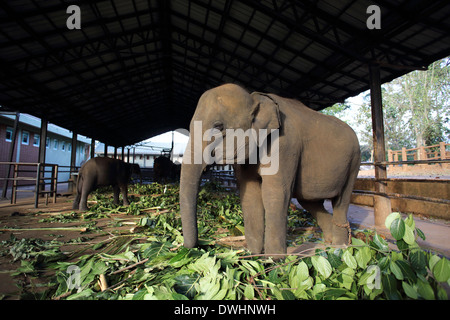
[369,64,392,230]
[158,0,174,117]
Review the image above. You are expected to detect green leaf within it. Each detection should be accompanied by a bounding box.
[338,268,355,290]
[311,255,332,279]
[289,261,309,288]
[396,239,409,253]
[404,214,415,229]
[244,284,255,300]
[351,237,366,246]
[417,279,435,300]
[355,247,372,269]
[402,224,415,245]
[410,250,427,275]
[281,290,296,300]
[328,252,343,268]
[385,212,401,229]
[390,260,404,280]
[416,228,426,240]
[395,260,416,282]
[342,250,357,269]
[382,274,399,299]
[401,282,418,299]
[371,233,389,251]
[67,289,94,300]
[390,218,405,240]
[173,274,199,299]
[432,257,450,282]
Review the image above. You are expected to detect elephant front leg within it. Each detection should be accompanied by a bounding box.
[261,182,291,256]
[113,185,120,205]
[236,165,264,254]
[120,185,130,206]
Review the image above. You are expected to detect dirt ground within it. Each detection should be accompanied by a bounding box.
[0,195,144,299]
[0,168,448,299]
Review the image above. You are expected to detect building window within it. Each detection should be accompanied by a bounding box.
[53,139,58,150]
[61,142,66,151]
[68,143,71,152]
[33,134,40,147]
[5,127,13,142]
[22,131,29,145]
[46,137,50,148]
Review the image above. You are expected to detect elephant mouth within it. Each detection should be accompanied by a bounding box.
[210,142,250,164]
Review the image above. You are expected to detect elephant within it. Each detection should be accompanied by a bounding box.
[72,157,141,211]
[153,156,181,183]
[179,83,361,256]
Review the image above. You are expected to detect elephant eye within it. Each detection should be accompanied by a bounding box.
[213,121,224,132]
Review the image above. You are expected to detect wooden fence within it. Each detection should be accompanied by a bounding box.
[388,142,449,164]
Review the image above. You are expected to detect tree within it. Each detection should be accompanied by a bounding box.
[352,58,450,152]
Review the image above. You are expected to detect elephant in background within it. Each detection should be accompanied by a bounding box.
[73,157,141,211]
[180,83,360,256]
[153,156,181,183]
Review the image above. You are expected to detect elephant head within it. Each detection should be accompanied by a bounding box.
[180,83,281,248]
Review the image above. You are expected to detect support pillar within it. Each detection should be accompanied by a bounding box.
[38,118,48,197]
[69,132,77,193]
[369,64,392,229]
[114,147,118,159]
[90,139,95,159]
[121,147,125,161]
[104,144,108,157]
[1,112,20,199]
[127,148,131,163]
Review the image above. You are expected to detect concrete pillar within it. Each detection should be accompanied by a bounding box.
[1,112,20,199]
[369,64,392,229]
[69,132,77,193]
[90,139,95,159]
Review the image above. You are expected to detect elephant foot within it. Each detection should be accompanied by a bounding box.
[79,201,88,211]
[72,203,79,210]
[246,242,263,255]
[315,213,333,243]
[332,220,351,245]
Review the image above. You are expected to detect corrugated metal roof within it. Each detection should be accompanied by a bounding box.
[0,0,449,147]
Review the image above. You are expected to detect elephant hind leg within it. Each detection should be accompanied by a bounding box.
[120,184,130,206]
[331,167,359,245]
[72,194,80,210]
[298,200,333,243]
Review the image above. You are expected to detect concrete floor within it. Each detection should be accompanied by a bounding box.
[292,199,450,257]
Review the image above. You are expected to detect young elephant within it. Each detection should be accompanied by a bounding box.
[72,157,141,211]
[180,84,361,256]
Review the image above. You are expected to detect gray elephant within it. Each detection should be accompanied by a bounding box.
[153,156,181,183]
[180,83,360,256]
[73,157,141,211]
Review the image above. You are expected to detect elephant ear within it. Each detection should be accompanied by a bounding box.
[251,93,281,131]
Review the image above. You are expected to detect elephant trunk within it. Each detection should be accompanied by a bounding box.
[180,130,208,248]
[179,160,205,248]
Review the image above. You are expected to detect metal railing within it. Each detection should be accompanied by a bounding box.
[0,162,58,208]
